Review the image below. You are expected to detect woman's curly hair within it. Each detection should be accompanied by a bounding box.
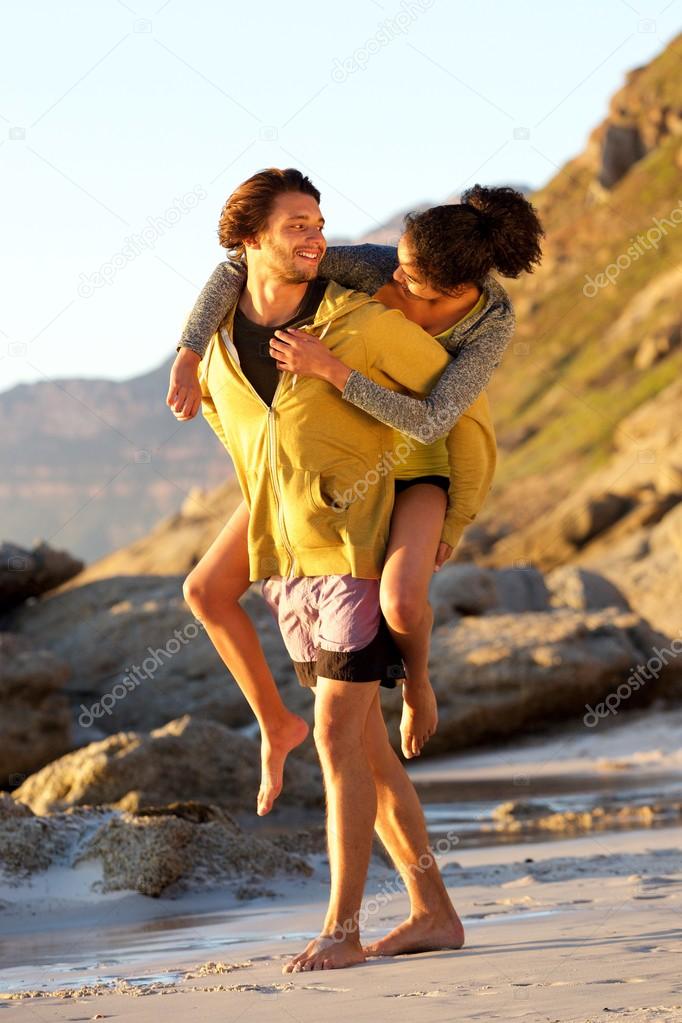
[404,184,544,292]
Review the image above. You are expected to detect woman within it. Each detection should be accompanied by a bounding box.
[168,184,543,815]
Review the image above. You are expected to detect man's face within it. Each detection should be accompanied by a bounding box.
[249,191,327,283]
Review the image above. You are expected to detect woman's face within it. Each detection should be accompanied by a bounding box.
[393,234,444,300]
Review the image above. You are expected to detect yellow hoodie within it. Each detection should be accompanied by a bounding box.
[199,281,489,580]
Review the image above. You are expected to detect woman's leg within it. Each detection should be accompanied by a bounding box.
[182,499,308,815]
[380,484,447,759]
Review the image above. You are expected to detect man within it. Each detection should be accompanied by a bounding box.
[189,167,465,971]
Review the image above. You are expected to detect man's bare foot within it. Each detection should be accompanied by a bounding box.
[364,911,465,957]
[282,933,366,972]
[257,713,309,816]
[400,680,438,758]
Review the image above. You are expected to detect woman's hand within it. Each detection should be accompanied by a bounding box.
[434,541,453,572]
[166,348,202,420]
[270,328,352,391]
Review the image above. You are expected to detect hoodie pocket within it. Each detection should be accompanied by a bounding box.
[304,460,361,515]
[306,469,355,514]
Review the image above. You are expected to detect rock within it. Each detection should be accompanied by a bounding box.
[430,564,550,624]
[14,715,322,817]
[0,541,83,611]
[545,567,630,611]
[598,123,646,188]
[561,494,633,546]
[0,792,33,818]
[382,607,681,756]
[634,324,680,370]
[78,806,312,896]
[582,520,682,642]
[5,574,309,739]
[0,798,312,896]
[652,501,682,560]
[493,567,550,613]
[492,800,555,821]
[0,793,89,875]
[78,813,195,897]
[430,565,496,622]
[0,633,72,788]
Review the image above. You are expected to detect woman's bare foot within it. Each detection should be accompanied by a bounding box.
[400,679,438,758]
[282,933,366,973]
[364,911,465,957]
[257,713,310,816]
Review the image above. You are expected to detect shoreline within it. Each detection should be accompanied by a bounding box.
[2,824,682,1020]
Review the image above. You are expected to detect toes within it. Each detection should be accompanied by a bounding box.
[400,732,413,759]
[283,953,306,974]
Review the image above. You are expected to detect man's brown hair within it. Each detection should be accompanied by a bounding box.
[218,167,321,257]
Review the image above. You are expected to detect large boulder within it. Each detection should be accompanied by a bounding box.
[0,633,72,787]
[4,574,309,740]
[382,607,681,755]
[430,564,549,624]
[583,501,682,638]
[13,715,322,817]
[545,566,630,612]
[0,541,83,611]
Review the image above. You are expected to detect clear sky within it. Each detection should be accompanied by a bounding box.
[1,0,679,392]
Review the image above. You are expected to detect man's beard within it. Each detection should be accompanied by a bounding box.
[266,237,319,283]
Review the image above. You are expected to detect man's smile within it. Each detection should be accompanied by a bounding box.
[295,248,323,263]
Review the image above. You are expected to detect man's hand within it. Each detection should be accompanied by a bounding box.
[270,328,352,391]
[434,541,453,572]
[167,348,202,421]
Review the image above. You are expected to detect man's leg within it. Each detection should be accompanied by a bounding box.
[283,676,380,973]
[183,500,308,816]
[362,689,465,955]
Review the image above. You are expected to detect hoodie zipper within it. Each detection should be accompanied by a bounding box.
[266,378,297,578]
[218,327,298,575]
[218,288,372,578]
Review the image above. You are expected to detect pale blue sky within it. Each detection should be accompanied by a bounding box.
[1,0,679,391]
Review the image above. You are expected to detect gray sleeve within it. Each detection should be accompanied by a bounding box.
[342,312,515,443]
[176,258,246,357]
[319,244,398,294]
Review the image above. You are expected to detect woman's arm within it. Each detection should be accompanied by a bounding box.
[272,309,514,442]
[168,260,245,420]
[342,308,514,443]
[177,259,246,358]
[318,243,397,294]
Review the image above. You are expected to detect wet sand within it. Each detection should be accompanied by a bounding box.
[2,705,681,1021]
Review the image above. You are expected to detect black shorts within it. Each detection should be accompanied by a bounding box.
[394,474,450,495]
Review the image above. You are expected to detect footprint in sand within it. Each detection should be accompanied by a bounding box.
[385,990,449,998]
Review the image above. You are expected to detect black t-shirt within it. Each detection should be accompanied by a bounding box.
[232,277,329,406]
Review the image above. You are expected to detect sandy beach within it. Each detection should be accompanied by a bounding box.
[2,706,682,1022]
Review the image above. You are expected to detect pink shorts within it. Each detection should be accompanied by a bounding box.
[260,574,404,689]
